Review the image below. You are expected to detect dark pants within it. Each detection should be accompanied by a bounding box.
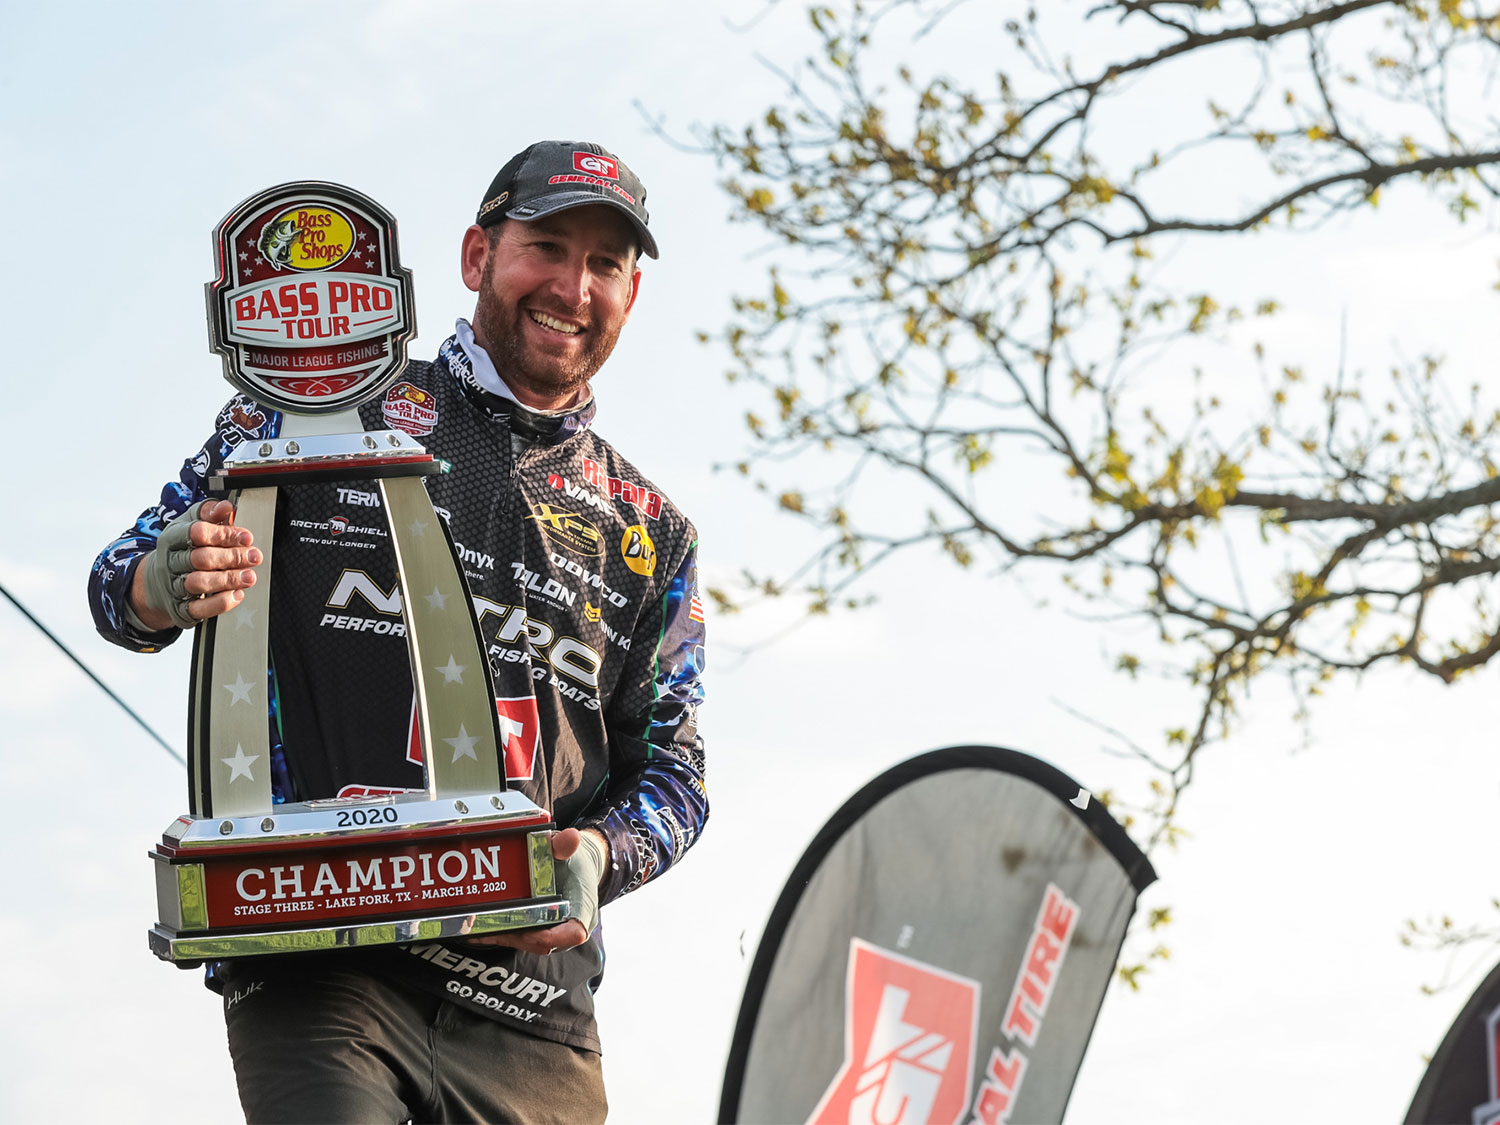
[220,958,606,1124]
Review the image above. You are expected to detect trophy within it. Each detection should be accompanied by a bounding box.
[148,182,569,965]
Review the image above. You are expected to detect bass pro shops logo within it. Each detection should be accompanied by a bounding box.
[256,205,355,271]
[810,939,979,1125]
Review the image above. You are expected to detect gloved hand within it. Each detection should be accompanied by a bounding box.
[139,501,209,629]
[555,830,607,937]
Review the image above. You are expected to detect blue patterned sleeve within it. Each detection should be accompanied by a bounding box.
[584,538,709,906]
[87,394,280,652]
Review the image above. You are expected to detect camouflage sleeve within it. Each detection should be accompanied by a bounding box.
[87,395,281,652]
[581,538,709,906]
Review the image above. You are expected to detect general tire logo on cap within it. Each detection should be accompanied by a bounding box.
[573,152,618,180]
[206,180,416,415]
[809,939,979,1125]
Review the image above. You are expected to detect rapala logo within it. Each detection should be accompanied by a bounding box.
[406,695,540,782]
[811,939,979,1125]
[580,458,663,519]
[573,152,618,179]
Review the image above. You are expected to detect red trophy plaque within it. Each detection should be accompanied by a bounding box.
[149,182,569,965]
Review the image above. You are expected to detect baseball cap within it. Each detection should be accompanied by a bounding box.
[476,141,658,260]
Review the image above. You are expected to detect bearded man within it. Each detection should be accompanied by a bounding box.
[88,141,707,1124]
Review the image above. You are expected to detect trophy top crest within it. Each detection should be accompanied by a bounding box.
[205,180,416,415]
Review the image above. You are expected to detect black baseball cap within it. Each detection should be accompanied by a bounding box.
[476,140,658,260]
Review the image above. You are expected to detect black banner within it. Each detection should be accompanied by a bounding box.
[720,745,1156,1124]
[1406,957,1500,1124]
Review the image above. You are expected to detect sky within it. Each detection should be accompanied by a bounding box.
[2,1,1498,1121]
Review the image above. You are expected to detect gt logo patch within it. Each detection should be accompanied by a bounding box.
[573,152,618,179]
[810,939,979,1125]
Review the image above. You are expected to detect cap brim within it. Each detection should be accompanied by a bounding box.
[507,190,659,260]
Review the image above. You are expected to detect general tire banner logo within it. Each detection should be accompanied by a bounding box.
[718,745,1156,1125]
[205,180,416,414]
[810,940,978,1125]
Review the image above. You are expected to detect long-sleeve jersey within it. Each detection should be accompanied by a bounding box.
[88,335,708,1049]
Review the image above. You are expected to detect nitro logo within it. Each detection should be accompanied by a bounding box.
[573,152,618,179]
[968,884,1080,1125]
[811,939,979,1125]
[579,458,663,519]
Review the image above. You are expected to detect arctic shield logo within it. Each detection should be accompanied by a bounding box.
[810,939,979,1125]
[573,152,618,179]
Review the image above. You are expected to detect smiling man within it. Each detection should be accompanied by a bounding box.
[88,142,707,1123]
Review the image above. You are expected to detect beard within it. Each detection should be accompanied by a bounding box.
[471,249,624,407]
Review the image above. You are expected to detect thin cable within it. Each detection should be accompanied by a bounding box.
[0,579,185,765]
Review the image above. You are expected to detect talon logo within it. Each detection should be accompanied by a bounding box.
[810,939,979,1125]
[406,695,540,782]
[573,152,619,180]
[621,524,656,576]
[583,602,602,623]
[529,503,603,557]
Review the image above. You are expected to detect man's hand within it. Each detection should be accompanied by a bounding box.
[463,828,609,956]
[130,499,263,631]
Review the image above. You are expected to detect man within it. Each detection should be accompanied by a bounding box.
[88,141,707,1123]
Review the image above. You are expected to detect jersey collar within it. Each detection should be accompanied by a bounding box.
[439,320,597,443]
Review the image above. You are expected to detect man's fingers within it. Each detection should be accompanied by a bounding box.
[549,827,582,862]
[186,588,246,622]
[189,544,263,573]
[190,517,253,550]
[463,919,589,955]
[199,498,239,525]
[182,566,258,599]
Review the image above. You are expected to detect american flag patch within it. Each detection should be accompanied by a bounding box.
[689,592,705,623]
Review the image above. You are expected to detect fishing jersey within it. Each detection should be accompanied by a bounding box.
[89,334,708,1050]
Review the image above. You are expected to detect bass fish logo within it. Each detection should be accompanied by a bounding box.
[810,940,979,1125]
[258,218,301,270]
[621,524,656,577]
[255,205,355,271]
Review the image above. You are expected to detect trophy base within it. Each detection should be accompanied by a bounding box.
[149,790,572,965]
[150,900,570,967]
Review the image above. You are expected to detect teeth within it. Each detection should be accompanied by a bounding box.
[530,311,582,335]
